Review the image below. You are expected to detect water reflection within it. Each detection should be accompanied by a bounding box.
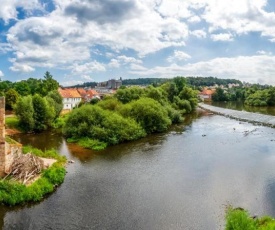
[208,101,275,116]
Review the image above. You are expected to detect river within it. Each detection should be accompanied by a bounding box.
[1,108,275,230]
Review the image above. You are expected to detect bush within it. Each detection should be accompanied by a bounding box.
[225,207,275,230]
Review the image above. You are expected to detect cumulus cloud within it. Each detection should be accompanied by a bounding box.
[0,70,4,77]
[71,61,106,74]
[9,63,35,72]
[190,30,207,38]
[130,55,275,85]
[64,0,140,25]
[0,0,43,23]
[167,50,191,62]
[211,33,234,41]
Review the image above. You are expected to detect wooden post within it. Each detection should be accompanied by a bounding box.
[0,97,5,177]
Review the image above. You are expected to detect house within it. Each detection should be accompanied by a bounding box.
[199,88,216,101]
[77,88,100,102]
[58,88,82,110]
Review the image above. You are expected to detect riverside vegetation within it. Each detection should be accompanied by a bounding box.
[225,207,275,230]
[0,146,66,206]
[63,77,198,150]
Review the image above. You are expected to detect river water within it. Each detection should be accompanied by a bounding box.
[1,109,275,230]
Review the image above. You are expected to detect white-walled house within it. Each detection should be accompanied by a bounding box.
[58,88,82,111]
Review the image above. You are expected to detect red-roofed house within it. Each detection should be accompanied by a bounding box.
[58,88,82,110]
[77,88,100,102]
[199,88,216,101]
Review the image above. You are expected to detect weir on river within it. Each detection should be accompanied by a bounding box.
[199,103,275,127]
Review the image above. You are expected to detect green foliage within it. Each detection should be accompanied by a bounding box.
[5,116,20,130]
[115,86,144,103]
[40,71,59,96]
[244,87,275,106]
[33,94,54,131]
[0,147,66,206]
[5,89,19,110]
[97,97,122,111]
[63,105,146,148]
[212,88,229,102]
[46,90,63,118]
[15,95,35,131]
[126,98,171,133]
[15,91,59,132]
[52,115,68,129]
[225,207,275,230]
[77,138,107,150]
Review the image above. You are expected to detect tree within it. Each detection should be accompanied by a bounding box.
[15,96,35,131]
[32,94,55,131]
[46,90,63,118]
[126,98,172,134]
[40,72,59,96]
[5,89,19,110]
[212,88,228,101]
[14,81,31,96]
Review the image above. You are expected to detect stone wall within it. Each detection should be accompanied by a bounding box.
[0,97,5,177]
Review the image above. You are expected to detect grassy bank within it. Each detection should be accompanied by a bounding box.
[225,207,275,230]
[0,146,66,206]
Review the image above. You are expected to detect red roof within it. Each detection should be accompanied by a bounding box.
[58,88,81,98]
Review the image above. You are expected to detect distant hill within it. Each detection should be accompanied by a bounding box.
[66,77,243,88]
[186,77,242,87]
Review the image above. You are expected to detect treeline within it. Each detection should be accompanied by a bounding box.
[2,71,62,132]
[186,76,242,87]
[1,71,59,110]
[67,76,243,88]
[212,85,275,106]
[63,77,198,150]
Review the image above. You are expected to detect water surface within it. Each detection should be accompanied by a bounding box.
[1,110,275,230]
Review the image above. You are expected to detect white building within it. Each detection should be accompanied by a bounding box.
[58,88,82,110]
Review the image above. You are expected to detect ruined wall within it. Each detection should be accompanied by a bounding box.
[0,97,5,177]
[5,142,22,174]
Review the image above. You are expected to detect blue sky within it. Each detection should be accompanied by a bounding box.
[1,0,275,86]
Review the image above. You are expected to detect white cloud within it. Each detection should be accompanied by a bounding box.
[167,50,191,62]
[190,30,207,38]
[5,0,189,74]
[130,55,275,85]
[108,59,120,68]
[81,75,94,81]
[61,80,84,87]
[0,70,4,77]
[9,63,35,72]
[257,50,272,55]
[211,33,233,41]
[0,0,43,23]
[188,15,201,23]
[72,61,106,74]
[130,63,148,71]
[118,55,142,64]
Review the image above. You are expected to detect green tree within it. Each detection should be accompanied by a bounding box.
[15,96,35,131]
[5,89,19,110]
[40,72,59,96]
[14,81,31,96]
[212,88,228,101]
[126,98,172,133]
[32,94,54,131]
[115,86,144,104]
[46,90,63,118]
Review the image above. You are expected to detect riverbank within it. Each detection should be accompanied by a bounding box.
[0,145,66,206]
